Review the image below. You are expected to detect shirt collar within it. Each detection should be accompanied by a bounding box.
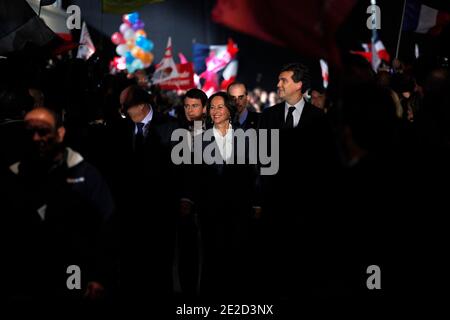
[285,98,305,113]
[141,106,153,127]
[213,123,233,138]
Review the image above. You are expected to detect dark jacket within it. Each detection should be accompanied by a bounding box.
[4,148,115,300]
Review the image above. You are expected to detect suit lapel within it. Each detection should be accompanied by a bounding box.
[276,103,286,129]
[297,102,313,129]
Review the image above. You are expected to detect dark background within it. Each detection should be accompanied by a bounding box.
[61,0,449,90]
[5,0,448,91]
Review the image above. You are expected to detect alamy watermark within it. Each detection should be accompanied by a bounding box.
[366,4,381,30]
[66,5,81,30]
[171,121,279,176]
[366,264,381,290]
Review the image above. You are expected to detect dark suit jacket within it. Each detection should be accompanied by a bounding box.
[239,110,260,130]
[257,101,335,297]
[112,110,179,299]
[259,101,324,130]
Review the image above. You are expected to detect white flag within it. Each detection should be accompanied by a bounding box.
[151,37,179,84]
[77,22,95,60]
[319,59,329,89]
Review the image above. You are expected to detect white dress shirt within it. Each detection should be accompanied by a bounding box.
[213,123,233,163]
[284,98,305,128]
[134,107,154,136]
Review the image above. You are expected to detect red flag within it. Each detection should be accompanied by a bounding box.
[158,63,195,90]
[212,0,356,66]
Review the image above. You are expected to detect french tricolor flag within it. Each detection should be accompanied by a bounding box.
[403,0,450,36]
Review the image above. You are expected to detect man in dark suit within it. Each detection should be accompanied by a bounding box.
[116,85,178,309]
[259,63,324,130]
[257,63,334,303]
[176,88,208,298]
[227,82,260,129]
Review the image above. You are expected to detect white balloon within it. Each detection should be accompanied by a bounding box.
[116,44,128,57]
[119,23,130,34]
[123,29,135,41]
[131,59,144,70]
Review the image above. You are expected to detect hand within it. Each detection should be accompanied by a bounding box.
[84,281,105,301]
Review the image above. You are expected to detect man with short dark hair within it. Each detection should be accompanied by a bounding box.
[257,63,332,302]
[260,62,323,130]
[183,88,207,124]
[176,88,207,297]
[310,87,327,111]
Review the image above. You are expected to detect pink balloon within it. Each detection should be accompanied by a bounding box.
[119,23,130,34]
[122,15,131,25]
[111,32,125,45]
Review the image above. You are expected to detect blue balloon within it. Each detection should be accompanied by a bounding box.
[137,38,154,52]
[128,12,139,25]
[125,52,134,64]
[135,36,146,48]
[144,39,154,52]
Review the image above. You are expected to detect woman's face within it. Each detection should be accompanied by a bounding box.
[210,96,230,126]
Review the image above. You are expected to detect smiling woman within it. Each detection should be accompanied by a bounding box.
[207,91,235,132]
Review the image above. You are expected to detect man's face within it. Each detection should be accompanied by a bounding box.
[184,97,205,121]
[311,90,326,109]
[277,71,302,101]
[127,104,148,123]
[228,84,248,114]
[24,108,65,160]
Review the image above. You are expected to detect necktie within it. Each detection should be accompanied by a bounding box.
[285,106,295,129]
[135,122,145,152]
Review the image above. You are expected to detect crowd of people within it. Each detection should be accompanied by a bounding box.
[1,53,449,313]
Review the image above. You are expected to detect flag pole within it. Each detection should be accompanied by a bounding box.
[38,0,42,17]
[395,0,407,59]
[370,0,378,72]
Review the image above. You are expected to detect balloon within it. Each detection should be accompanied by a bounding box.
[141,52,154,65]
[117,62,127,71]
[119,23,130,34]
[125,52,134,64]
[143,39,154,52]
[131,47,146,60]
[116,44,128,56]
[123,29,135,41]
[135,36,146,48]
[113,57,126,70]
[135,29,147,37]
[126,39,135,49]
[127,64,137,74]
[131,58,144,70]
[122,14,130,25]
[128,12,139,25]
[136,37,154,52]
[132,21,145,31]
[111,32,125,45]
